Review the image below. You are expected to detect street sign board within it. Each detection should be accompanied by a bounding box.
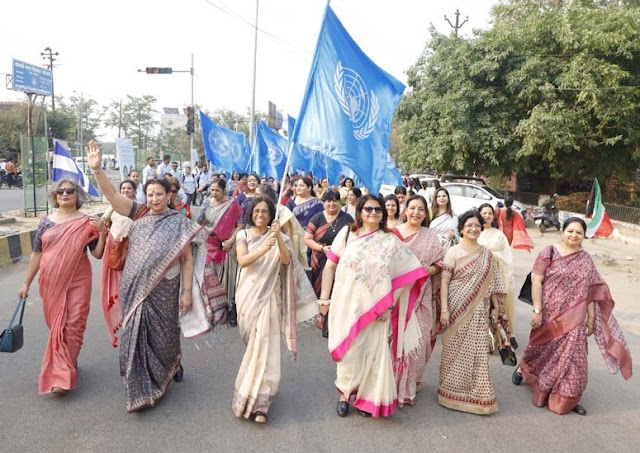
[12,59,53,95]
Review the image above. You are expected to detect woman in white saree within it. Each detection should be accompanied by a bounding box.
[320,195,428,418]
[231,197,317,424]
[429,187,459,252]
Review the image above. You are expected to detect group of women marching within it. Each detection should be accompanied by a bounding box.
[20,144,632,422]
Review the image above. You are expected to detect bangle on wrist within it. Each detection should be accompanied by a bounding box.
[533,308,542,314]
[182,288,192,293]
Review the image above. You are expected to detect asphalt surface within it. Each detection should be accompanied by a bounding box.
[1,245,639,452]
[0,186,24,213]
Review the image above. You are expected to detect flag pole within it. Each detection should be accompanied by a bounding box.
[275,141,295,219]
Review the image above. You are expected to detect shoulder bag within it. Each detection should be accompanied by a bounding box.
[0,298,26,353]
[518,246,554,305]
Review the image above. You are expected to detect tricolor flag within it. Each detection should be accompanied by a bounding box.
[586,178,614,238]
[290,5,406,194]
[52,141,100,197]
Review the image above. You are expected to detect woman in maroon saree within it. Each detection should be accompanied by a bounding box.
[513,217,632,415]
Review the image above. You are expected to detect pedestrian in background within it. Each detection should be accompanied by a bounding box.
[156,154,171,179]
[18,178,108,396]
[142,157,156,184]
[182,166,197,206]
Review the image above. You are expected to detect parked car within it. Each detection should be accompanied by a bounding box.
[440,182,528,219]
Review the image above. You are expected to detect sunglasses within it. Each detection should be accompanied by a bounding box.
[362,206,383,213]
[56,188,76,195]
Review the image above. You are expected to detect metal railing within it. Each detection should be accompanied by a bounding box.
[604,203,640,225]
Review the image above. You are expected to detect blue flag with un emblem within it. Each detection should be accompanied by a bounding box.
[200,111,249,173]
[251,120,287,178]
[290,5,405,194]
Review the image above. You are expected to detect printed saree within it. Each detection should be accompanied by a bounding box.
[119,205,202,412]
[520,246,632,414]
[38,217,99,394]
[231,230,318,418]
[327,227,428,418]
[438,245,507,415]
[429,213,459,252]
[394,227,445,407]
[181,198,242,337]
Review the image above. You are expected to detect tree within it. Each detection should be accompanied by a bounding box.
[0,103,27,159]
[104,95,159,150]
[396,0,640,186]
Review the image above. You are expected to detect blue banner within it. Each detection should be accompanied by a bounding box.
[290,5,405,194]
[200,111,250,173]
[251,120,288,179]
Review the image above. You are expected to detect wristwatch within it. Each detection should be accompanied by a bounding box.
[532,308,542,314]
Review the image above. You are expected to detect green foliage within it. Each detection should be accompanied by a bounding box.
[104,95,159,150]
[396,0,640,183]
[0,103,27,158]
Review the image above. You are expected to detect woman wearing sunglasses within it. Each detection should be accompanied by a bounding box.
[319,194,428,418]
[18,179,108,396]
[87,141,203,412]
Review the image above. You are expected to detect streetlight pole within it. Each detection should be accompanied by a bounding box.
[249,0,259,148]
[41,47,59,111]
[190,52,194,154]
[444,9,468,36]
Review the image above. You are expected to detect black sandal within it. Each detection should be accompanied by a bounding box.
[512,368,523,386]
[174,364,184,382]
[572,404,587,416]
[253,411,268,423]
[499,347,517,367]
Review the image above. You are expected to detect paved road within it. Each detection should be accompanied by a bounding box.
[0,186,24,213]
[1,254,638,452]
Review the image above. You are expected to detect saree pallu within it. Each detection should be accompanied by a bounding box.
[429,213,459,252]
[119,207,202,412]
[287,197,324,229]
[38,217,99,394]
[232,231,318,418]
[278,205,309,270]
[438,246,507,415]
[306,211,352,296]
[478,228,516,333]
[182,199,243,337]
[394,227,444,407]
[497,208,533,251]
[520,247,632,415]
[327,228,428,418]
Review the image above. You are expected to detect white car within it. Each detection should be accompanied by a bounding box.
[440,182,528,219]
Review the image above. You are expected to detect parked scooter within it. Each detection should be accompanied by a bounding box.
[531,195,561,232]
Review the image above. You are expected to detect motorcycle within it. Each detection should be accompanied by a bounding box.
[0,170,23,189]
[531,196,561,232]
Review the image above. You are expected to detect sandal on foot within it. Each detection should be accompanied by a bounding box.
[512,368,523,386]
[357,409,372,417]
[52,387,69,396]
[174,364,184,382]
[572,404,587,416]
[253,411,268,423]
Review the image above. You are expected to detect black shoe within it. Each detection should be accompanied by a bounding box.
[357,409,372,418]
[510,337,519,350]
[228,302,237,327]
[174,364,184,382]
[499,347,517,367]
[322,313,329,338]
[512,368,523,386]
[572,404,587,416]
[336,400,349,417]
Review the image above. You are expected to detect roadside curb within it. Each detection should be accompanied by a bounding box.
[0,229,36,266]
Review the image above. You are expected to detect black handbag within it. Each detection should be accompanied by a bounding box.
[519,247,554,306]
[0,299,26,353]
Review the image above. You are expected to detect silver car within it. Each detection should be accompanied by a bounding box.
[440,182,528,219]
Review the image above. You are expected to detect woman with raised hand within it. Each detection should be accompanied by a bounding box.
[87,140,202,412]
[232,197,317,424]
[392,195,444,407]
[512,217,632,416]
[18,178,107,396]
[321,194,428,418]
[438,210,510,415]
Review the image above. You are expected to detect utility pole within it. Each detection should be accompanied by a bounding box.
[249,0,259,148]
[444,9,468,36]
[40,47,59,111]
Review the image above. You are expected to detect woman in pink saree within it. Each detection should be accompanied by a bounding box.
[321,195,428,418]
[19,179,107,395]
[513,217,632,415]
[392,195,445,407]
[231,197,317,424]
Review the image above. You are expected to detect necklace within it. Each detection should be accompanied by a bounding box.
[325,212,339,232]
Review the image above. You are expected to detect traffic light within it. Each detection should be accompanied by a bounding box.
[145,67,172,74]
[186,106,195,135]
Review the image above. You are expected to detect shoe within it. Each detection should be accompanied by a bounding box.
[357,409,372,418]
[228,302,237,327]
[510,337,519,350]
[336,400,349,417]
[174,364,184,382]
[512,368,523,386]
[572,404,587,416]
[253,411,268,424]
[52,387,69,396]
[322,313,329,339]
[499,347,517,367]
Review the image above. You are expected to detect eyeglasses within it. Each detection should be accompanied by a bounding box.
[56,188,76,195]
[171,189,179,193]
[464,223,482,230]
[362,206,383,213]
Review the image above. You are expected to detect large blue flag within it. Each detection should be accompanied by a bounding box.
[200,111,249,173]
[52,141,100,196]
[382,153,404,186]
[290,5,405,194]
[251,120,288,178]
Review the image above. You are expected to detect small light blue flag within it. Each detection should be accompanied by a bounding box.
[252,120,288,179]
[52,141,100,197]
[291,5,405,194]
[200,111,249,173]
[382,153,404,186]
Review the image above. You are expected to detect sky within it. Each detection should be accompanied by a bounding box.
[0,0,498,139]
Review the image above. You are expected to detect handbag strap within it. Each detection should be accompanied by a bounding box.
[6,299,26,329]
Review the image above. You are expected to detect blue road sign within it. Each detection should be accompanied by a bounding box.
[12,59,53,96]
